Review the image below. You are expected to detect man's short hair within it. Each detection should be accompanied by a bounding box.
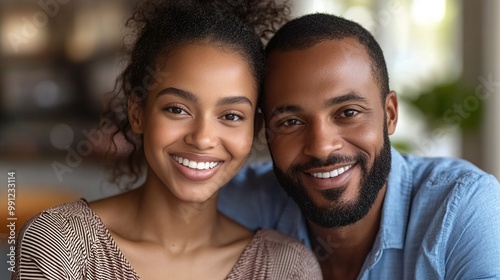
[265,13,390,103]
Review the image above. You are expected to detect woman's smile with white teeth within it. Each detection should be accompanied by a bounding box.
[172,155,221,170]
[310,165,352,179]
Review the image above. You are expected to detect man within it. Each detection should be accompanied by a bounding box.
[218,13,500,279]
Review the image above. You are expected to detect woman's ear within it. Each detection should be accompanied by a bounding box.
[128,96,144,134]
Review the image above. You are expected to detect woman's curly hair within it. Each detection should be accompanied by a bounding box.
[100,0,289,188]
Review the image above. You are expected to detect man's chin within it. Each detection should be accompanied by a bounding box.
[272,144,391,228]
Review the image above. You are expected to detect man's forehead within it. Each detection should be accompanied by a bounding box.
[267,37,368,64]
[263,38,378,112]
[266,39,372,86]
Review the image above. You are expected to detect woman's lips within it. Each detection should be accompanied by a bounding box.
[171,155,223,181]
[172,155,222,170]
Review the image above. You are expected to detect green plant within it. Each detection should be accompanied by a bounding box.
[401,79,482,133]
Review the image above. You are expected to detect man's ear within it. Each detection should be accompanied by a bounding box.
[128,96,144,134]
[254,109,264,138]
[385,91,398,135]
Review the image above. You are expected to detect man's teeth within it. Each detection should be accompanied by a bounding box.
[172,156,220,170]
[310,165,352,179]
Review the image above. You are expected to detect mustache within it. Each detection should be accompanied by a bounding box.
[290,153,367,174]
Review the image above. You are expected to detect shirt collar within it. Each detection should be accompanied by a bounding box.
[364,148,413,268]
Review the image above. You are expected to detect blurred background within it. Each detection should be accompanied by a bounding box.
[1,0,499,277]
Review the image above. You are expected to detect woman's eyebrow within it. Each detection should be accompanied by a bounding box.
[156,87,197,103]
[216,96,253,108]
[156,88,253,108]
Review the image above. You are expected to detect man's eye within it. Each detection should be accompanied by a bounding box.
[272,117,304,134]
[339,109,359,118]
[281,119,302,126]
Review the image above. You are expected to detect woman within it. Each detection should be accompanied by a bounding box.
[13,0,322,279]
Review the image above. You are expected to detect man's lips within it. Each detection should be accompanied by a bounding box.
[302,163,356,191]
[307,164,353,179]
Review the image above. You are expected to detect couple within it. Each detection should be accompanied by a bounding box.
[14,0,500,279]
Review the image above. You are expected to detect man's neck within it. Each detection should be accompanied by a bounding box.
[308,186,386,280]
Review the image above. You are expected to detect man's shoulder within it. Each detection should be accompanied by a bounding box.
[393,153,500,279]
[399,151,499,203]
[396,151,497,190]
[377,151,500,278]
[387,150,499,237]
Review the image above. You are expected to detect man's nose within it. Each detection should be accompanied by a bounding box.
[303,120,343,159]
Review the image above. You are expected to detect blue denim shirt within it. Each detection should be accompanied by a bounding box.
[218,148,500,279]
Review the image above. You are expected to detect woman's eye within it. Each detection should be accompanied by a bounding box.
[222,113,243,122]
[165,106,188,115]
[339,109,359,118]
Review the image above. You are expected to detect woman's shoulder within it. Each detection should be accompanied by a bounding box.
[23,199,95,225]
[36,199,93,216]
[253,229,316,254]
[14,200,135,279]
[242,229,323,279]
[19,199,102,244]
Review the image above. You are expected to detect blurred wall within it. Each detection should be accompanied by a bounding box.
[0,1,138,278]
[481,0,500,178]
[461,0,500,177]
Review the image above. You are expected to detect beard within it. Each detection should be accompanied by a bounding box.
[272,129,392,228]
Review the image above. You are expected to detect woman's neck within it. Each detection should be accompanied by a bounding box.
[105,173,222,253]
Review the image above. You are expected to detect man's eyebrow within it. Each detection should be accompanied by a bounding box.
[270,105,301,118]
[268,92,367,118]
[325,92,367,106]
[217,96,253,108]
[156,87,197,103]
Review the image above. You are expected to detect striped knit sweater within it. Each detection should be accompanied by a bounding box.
[13,200,322,279]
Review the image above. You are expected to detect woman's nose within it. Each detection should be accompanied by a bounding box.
[184,117,218,150]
